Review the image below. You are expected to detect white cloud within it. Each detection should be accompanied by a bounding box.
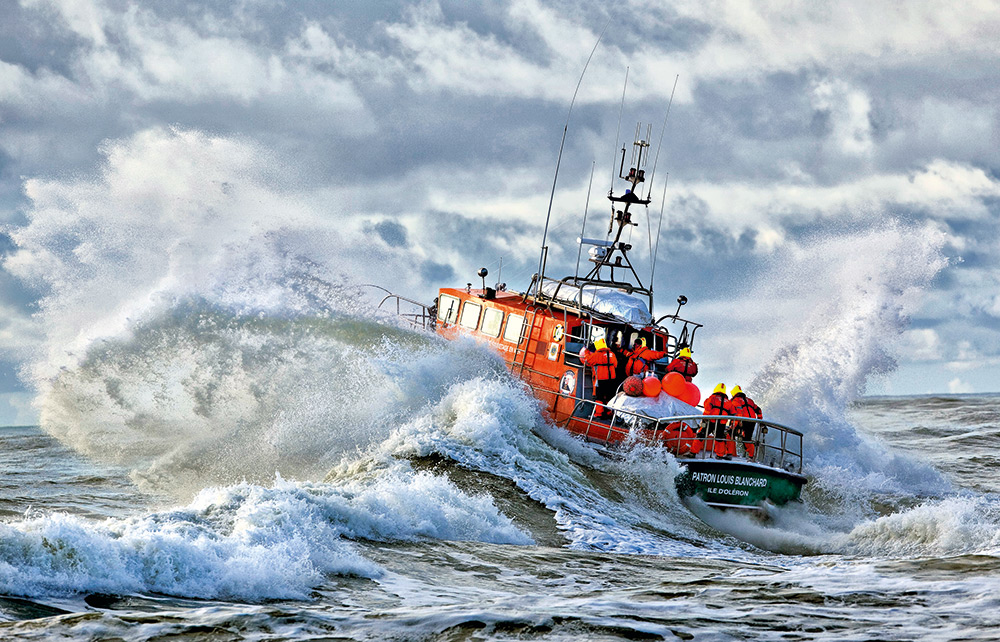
[0,392,41,426]
[681,159,1000,238]
[385,0,623,102]
[947,377,973,393]
[811,78,874,158]
[900,329,941,362]
[2,0,1000,400]
[22,0,110,46]
[14,0,371,117]
[673,0,1000,77]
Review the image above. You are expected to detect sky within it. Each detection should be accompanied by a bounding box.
[0,0,999,425]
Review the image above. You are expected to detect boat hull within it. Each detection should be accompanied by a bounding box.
[560,414,805,511]
[675,458,806,510]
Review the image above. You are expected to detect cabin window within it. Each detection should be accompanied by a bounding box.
[438,294,460,324]
[459,302,482,329]
[481,308,503,337]
[503,314,525,343]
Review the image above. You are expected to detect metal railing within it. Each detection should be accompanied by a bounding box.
[374,292,435,330]
[547,389,804,474]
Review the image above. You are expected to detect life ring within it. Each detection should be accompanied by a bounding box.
[553,324,564,341]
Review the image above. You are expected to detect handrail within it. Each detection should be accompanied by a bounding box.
[374,292,434,330]
[540,385,804,474]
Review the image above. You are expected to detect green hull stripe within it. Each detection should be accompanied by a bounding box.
[676,461,805,507]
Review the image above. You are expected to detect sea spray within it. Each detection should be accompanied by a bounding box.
[371,376,715,556]
[6,124,984,565]
[34,301,508,498]
[745,223,950,496]
[0,469,530,600]
[4,127,521,495]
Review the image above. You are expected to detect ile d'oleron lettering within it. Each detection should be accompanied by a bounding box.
[691,471,769,488]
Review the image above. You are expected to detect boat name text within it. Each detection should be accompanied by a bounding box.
[691,472,768,488]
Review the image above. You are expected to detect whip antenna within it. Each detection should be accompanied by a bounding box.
[644,75,679,204]
[650,173,669,283]
[647,75,679,285]
[610,66,629,224]
[534,18,611,297]
[575,161,597,278]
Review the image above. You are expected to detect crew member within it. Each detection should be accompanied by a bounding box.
[729,385,763,458]
[581,338,619,418]
[665,347,698,382]
[610,331,629,385]
[623,337,667,377]
[702,383,735,458]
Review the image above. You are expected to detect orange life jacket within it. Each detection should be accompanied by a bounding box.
[729,394,762,418]
[583,348,618,381]
[665,356,698,381]
[729,393,761,457]
[624,345,666,376]
[703,392,730,418]
[702,392,734,457]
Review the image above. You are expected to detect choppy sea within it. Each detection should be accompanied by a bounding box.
[0,304,998,640]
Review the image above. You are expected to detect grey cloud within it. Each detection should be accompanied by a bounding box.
[0,0,997,410]
[368,220,409,248]
[419,260,455,283]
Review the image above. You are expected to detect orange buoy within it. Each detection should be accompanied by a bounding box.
[622,375,644,397]
[642,375,662,397]
[662,371,686,398]
[682,381,701,406]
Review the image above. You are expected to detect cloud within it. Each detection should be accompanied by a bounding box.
[672,0,1000,77]
[674,160,1000,243]
[810,77,874,158]
[367,220,410,248]
[900,328,942,362]
[385,0,624,102]
[947,377,973,394]
[1,0,999,405]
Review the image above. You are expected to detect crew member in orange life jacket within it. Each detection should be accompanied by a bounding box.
[728,385,762,458]
[581,337,619,418]
[623,337,667,377]
[702,383,736,458]
[665,347,698,382]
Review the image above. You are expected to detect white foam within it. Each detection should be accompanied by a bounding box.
[743,223,951,497]
[372,376,720,557]
[0,471,528,600]
[832,495,1000,557]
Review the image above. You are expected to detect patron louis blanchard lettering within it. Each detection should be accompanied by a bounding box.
[691,471,768,488]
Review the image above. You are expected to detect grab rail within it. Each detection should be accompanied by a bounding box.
[375,293,435,330]
[545,387,804,474]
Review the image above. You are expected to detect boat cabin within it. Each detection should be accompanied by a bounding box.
[433,282,701,440]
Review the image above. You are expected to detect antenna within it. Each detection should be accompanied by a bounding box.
[534,18,611,297]
[575,161,597,278]
[647,75,680,285]
[610,67,629,215]
[644,75,679,206]
[650,173,669,284]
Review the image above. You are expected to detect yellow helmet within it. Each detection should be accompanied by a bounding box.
[712,383,727,395]
[730,385,743,397]
[679,347,692,358]
[595,338,607,351]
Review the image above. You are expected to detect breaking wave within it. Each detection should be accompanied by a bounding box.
[0,470,528,600]
[747,224,951,500]
[4,126,999,602]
